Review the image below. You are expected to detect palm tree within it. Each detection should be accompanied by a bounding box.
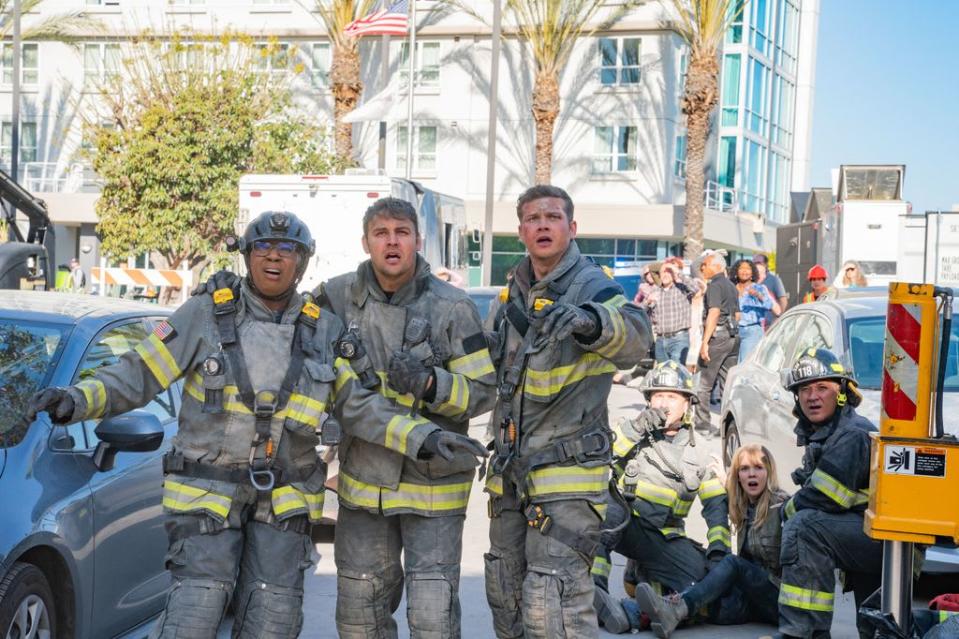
[313,0,379,163]
[0,0,104,40]
[669,0,743,260]
[506,0,635,185]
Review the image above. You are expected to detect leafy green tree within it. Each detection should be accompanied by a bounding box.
[87,34,340,278]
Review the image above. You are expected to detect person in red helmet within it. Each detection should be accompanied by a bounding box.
[801,265,834,303]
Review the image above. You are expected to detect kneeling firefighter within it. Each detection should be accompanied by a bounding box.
[29,211,481,639]
[776,348,881,639]
[592,360,731,634]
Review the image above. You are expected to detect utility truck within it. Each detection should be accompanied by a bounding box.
[0,166,53,290]
[238,172,469,292]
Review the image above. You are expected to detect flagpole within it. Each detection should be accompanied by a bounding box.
[404,0,416,180]
[481,0,502,286]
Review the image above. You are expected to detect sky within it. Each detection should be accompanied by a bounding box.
[809,0,959,214]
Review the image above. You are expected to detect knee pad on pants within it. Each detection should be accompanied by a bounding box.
[150,578,231,639]
[523,567,597,639]
[231,581,304,639]
[406,571,459,638]
[336,568,400,637]
[484,552,524,639]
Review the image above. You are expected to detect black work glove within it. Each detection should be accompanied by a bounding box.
[636,407,668,436]
[191,270,241,297]
[28,387,75,424]
[417,430,490,461]
[532,303,600,343]
[387,350,436,401]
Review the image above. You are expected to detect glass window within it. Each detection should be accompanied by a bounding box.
[746,58,769,135]
[83,42,121,88]
[673,134,687,178]
[0,320,67,448]
[756,314,805,372]
[1,121,38,168]
[726,0,746,43]
[396,125,438,172]
[592,125,637,173]
[400,41,440,88]
[255,42,292,79]
[720,54,741,127]
[718,136,737,188]
[311,42,330,88]
[842,167,903,201]
[616,239,636,257]
[742,139,766,213]
[750,0,770,56]
[1,43,38,85]
[576,238,616,255]
[775,0,800,73]
[597,37,640,86]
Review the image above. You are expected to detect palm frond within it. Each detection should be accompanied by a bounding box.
[669,0,742,55]
[17,11,106,41]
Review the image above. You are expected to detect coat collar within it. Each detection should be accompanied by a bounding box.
[350,255,431,307]
[238,279,302,324]
[513,241,582,297]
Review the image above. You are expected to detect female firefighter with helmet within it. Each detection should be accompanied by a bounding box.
[592,360,731,635]
[774,347,882,639]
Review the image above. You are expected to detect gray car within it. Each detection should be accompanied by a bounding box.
[720,290,959,572]
[0,291,180,638]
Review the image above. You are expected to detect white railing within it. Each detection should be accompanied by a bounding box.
[23,162,103,193]
[705,180,740,213]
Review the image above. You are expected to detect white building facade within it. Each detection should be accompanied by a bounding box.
[2,0,818,285]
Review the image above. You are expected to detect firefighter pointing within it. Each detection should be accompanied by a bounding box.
[28,211,484,639]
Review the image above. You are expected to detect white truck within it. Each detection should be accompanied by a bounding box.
[898,210,959,287]
[237,172,470,292]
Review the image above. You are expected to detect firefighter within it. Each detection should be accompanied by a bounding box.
[776,347,881,639]
[802,265,835,303]
[28,211,484,639]
[315,197,496,638]
[484,185,653,639]
[593,360,731,635]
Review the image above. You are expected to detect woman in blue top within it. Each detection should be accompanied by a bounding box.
[732,259,780,363]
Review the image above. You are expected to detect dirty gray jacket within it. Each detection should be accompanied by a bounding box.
[66,281,439,526]
[318,257,497,517]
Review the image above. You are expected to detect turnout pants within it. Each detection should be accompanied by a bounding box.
[150,507,313,639]
[334,504,465,639]
[778,509,882,638]
[613,517,708,595]
[694,329,739,429]
[486,488,602,639]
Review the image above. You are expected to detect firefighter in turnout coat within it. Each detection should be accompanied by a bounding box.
[29,211,484,639]
[593,360,731,634]
[484,185,653,639]
[776,348,881,639]
[316,197,496,639]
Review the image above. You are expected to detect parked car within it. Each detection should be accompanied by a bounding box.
[720,291,959,572]
[465,286,501,324]
[0,291,180,638]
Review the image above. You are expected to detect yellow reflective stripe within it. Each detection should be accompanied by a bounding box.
[135,334,181,389]
[333,358,359,394]
[810,468,860,509]
[76,379,107,419]
[591,556,612,577]
[707,525,732,547]
[674,498,694,517]
[785,496,797,519]
[595,297,628,358]
[337,472,381,509]
[183,372,325,427]
[528,465,608,497]
[633,480,680,508]
[433,373,470,418]
[162,479,231,519]
[939,611,958,622]
[271,485,324,522]
[659,526,686,537]
[183,372,250,414]
[698,478,726,500]
[384,414,430,455]
[485,474,504,496]
[448,349,495,379]
[381,480,472,512]
[611,423,634,458]
[778,583,834,612]
[281,393,326,429]
[855,489,870,506]
[523,354,616,398]
[370,370,415,407]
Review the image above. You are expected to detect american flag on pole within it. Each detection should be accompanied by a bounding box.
[344,0,409,37]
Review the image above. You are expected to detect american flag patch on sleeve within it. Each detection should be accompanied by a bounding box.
[153,321,177,343]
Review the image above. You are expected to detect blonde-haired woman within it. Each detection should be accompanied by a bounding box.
[636,444,790,638]
[836,260,868,289]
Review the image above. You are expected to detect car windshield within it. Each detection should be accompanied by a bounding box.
[0,320,68,446]
[847,316,959,391]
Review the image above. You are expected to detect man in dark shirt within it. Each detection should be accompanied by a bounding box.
[694,250,740,437]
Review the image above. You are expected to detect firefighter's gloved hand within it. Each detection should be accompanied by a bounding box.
[417,430,489,461]
[28,387,75,424]
[636,407,668,436]
[191,270,241,297]
[387,350,435,400]
[533,303,600,343]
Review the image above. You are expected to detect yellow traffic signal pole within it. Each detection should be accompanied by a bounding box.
[866,283,959,631]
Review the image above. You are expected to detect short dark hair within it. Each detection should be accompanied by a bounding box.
[515,185,574,222]
[731,258,759,283]
[752,253,769,265]
[362,197,419,237]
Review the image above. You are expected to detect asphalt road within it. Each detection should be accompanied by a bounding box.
[219,384,869,638]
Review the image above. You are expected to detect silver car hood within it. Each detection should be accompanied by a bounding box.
[857,390,959,438]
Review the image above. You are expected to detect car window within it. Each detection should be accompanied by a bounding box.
[70,320,177,451]
[755,314,807,372]
[846,318,885,390]
[792,312,834,354]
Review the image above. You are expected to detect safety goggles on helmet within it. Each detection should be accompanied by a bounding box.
[251,239,297,258]
[240,211,315,257]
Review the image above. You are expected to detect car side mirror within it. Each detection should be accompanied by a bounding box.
[92,411,164,472]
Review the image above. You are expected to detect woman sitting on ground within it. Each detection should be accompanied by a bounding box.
[635,444,790,638]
